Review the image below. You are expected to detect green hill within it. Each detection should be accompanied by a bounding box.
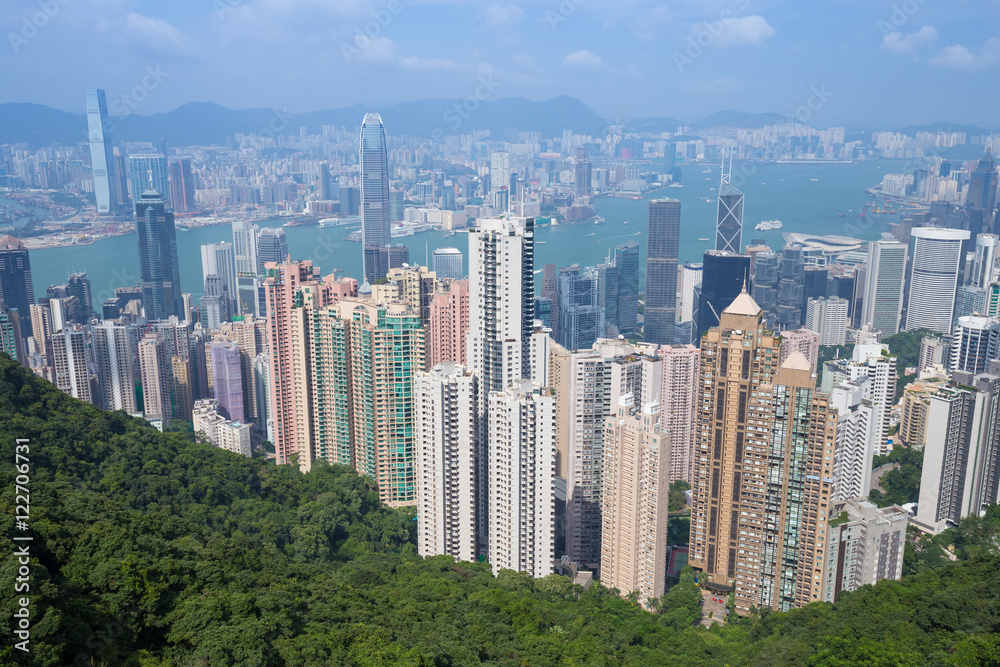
[1,353,999,665]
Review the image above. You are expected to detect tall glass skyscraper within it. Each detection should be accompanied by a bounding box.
[256,228,289,276]
[360,113,391,284]
[644,199,680,344]
[85,89,121,215]
[904,227,969,334]
[715,152,745,254]
[0,235,34,336]
[135,188,183,320]
[697,251,751,336]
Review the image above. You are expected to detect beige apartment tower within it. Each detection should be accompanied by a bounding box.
[690,288,837,614]
[601,395,670,608]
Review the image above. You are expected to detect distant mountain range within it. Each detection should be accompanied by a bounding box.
[1,97,995,149]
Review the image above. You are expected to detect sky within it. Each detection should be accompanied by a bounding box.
[3,0,999,129]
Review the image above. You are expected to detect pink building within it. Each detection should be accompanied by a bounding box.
[324,275,358,302]
[658,344,700,484]
[427,279,469,368]
[265,260,329,468]
[779,328,820,376]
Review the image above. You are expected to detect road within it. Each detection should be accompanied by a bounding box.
[700,590,728,628]
[871,462,900,494]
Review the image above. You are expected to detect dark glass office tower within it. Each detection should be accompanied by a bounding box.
[716,154,744,254]
[645,199,680,344]
[66,273,93,319]
[697,251,751,337]
[614,241,640,334]
[135,188,183,320]
[968,150,998,235]
[0,235,34,336]
[256,228,289,275]
[360,113,391,284]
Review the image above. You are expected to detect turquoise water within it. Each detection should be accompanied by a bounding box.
[30,161,906,304]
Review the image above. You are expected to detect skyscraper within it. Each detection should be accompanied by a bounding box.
[556,266,602,351]
[971,233,998,289]
[92,319,139,414]
[861,237,907,335]
[697,251,751,336]
[967,150,998,233]
[128,154,170,207]
[0,236,34,336]
[828,377,877,501]
[135,188,183,320]
[139,333,173,429]
[169,159,197,213]
[574,147,592,198]
[951,314,1000,374]
[490,151,511,196]
[66,273,93,320]
[806,297,849,346]
[432,247,463,281]
[601,395,670,608]
[414,362,479,562]
[0,302,25,364]
[467,215,535,548]
[645,199,680,345]
[822,499,907,602]
[211,340,245,423]
[201,242,238,310]
[427,280,469,368]
[256,228,290,275]
[488,380,556,577]
[360,113,391,284]
[690,289,836,613]
[85,89,121,215]
[52,326,92,404]
[232,220,260,276]
[658,344,699,484]
[905,228,969,334]
[613,241,640,334]
[715,153,745,254]
[317,162,333,200]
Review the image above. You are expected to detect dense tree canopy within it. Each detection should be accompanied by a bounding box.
[2,354,999,666]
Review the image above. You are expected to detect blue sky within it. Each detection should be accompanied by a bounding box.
[3,0,999,128]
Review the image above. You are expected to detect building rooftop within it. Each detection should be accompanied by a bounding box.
[781,350,813,372]
[722,285,762,317]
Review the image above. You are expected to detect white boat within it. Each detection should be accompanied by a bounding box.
[755,220,783,231]
[667,183,683,188]
[623,220,630,225]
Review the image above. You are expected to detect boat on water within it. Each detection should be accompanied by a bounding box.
[698,237,710,242]
[594,217,606,225]
[668,183,683,188]
[702,169,713,174]
[177,227,190,232]
[623,220,630,225]
[755,220,783,231]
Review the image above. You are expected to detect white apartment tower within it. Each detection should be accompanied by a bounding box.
[658,344,699,484]
[488,380,556,578]
[414,363,479,563]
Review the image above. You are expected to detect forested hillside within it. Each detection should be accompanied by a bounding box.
[2,353,999,666]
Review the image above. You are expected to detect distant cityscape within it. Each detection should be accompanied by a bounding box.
[2,86,1000,613]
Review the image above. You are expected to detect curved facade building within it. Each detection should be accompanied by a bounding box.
[904,228,970,334]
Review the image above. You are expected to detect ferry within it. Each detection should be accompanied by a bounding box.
[698,237,710,242]
[755,220,783,231]
[623,220,630,225]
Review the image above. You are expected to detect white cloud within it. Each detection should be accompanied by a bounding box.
[354,36,397,64]
[120,13,193,55]
[880,26,938,57]
[483,4,524,30]
[713,15,775,47]
[563,49,604,72]
[929,37,1000,70]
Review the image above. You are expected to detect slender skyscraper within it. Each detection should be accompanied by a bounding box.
[360,113,391,284]
[92,320,140,414]
[971,233,999,289]
[697,251,751,336]
[201,242,238,310]
[135,188,183,320]
[169,159,197,213]
[967,150,998,235]
[211,340,245,423]
[905,227,969,334]
[85,89,121,215]
[715,149,745,254]
[645,199,680,344]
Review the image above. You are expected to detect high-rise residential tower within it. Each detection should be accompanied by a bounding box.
[645,199,680,345]
[85,89,121,215]
[905,227,970,334]
[414,362,479,562]
[360,113,391,284]
[690,289,837,614]
[139,333,173,429]
[92,320,140,414]
[971,233,999,289]
[601,395,670,608]
[488,380,556,577]
[211,340,245,423]
[659,344,700,484]
[135,188,183,320]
